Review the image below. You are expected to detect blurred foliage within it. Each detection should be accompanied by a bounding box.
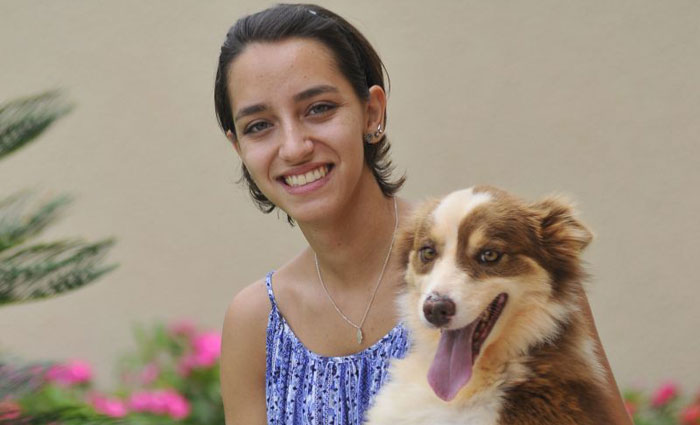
[0,91,72,160]
[0,320,223,424]
[0,91,116,306]
[624,383,700,425]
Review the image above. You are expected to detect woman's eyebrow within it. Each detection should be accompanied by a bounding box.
[234,103,268,123]
[293,85,339,102]
[233,85,338,123]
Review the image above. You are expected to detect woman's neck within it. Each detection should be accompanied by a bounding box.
[297,171,401,290]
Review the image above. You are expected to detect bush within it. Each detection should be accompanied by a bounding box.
[624,381,700,425]
[0,320,223,424]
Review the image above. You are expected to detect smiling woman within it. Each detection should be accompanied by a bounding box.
[214,4,411,425]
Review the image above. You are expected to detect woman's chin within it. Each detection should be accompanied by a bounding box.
[281,200,339,224]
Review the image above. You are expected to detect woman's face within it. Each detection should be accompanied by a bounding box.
[227,37,384,223]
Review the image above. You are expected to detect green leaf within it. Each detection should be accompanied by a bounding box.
[0,191,71,252]
[0,238,118,305]
[0,90,73,160]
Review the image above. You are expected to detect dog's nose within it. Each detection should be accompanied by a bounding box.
[423,294,456,327]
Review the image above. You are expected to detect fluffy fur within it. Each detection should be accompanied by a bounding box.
[365,186,609,425]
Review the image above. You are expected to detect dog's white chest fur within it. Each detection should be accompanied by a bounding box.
[366,364,503,425]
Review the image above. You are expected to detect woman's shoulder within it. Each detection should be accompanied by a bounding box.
[222,277,271,339]
[220,277,271,392]
[220,278,271,424]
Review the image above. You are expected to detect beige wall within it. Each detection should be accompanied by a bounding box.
[1,0,698,391]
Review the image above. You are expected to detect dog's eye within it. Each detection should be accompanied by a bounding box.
[418,246,437,263]
[479,249,502,264]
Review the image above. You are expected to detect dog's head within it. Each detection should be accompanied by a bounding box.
[397,185,592,401]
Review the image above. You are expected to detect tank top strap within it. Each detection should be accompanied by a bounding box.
[264,271,278,311]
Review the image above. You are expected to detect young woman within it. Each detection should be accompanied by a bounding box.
[214,4,631,425]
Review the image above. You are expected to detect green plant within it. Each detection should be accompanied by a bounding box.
[0,90,118,424]
[0,91,117,306]
[624,382,700,425]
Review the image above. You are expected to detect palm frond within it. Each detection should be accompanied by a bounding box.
[0,90,73,160]
[0,191,71,253]
[0,239,118,306]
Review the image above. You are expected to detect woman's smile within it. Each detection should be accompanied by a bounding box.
[278,163,334,194]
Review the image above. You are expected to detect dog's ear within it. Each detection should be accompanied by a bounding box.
[531,195,593,256]
[396,222,416,270]
[396,199,440,268]
[530,195,592,291]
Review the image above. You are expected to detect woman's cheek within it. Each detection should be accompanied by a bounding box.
[246,146,277,184]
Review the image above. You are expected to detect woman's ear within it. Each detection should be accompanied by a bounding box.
[226,130,241,155]
[366,85,387,136]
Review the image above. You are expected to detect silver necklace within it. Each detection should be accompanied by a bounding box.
[314,197,399,345]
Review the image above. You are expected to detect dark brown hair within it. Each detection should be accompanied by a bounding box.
[214,3,404,221]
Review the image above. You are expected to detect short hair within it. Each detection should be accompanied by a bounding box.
[214,3,404,222]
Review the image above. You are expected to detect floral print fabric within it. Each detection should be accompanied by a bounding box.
[264,272,410,425]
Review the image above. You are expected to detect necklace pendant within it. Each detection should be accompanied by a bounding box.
[356,328,363,345]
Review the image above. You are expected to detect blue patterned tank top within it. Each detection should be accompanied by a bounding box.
[264,271,410,425]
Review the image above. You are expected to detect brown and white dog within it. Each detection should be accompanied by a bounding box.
[366,186,610,425]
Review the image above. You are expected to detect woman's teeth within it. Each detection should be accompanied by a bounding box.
[284,166,328,187]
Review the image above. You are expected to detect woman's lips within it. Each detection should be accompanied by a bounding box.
[279,164,334,194]
[282,164,329,187]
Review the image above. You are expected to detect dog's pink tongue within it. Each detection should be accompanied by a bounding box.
[427,323,476,401]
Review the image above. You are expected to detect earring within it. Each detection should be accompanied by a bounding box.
[374,123,383,138]
[364,133,373,144]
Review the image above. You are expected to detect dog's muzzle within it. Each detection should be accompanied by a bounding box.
[423,294,456,327]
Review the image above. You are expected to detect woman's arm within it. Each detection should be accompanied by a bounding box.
[220,280,270,425]
[581,293,634,425]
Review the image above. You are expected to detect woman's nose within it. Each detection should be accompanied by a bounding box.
[278,123,313,163]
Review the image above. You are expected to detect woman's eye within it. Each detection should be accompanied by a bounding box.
[244,121,271,135]
[478,249,502,264]
[418,246,437,263]
[308,103,336,115]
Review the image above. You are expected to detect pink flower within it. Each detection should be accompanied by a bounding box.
[161,389,190,419]
[192,332,222,367]
[89,393,128,418]
[128,389,190,419]
[147,391,169,415]
[0,397,21,420]
[651,381,679,407]
[138,362,159,385]
[168,319,197,339]
[45,359,92,386]
[128,390,154,411]
[681,404,700,425]
[177,331,221,376]
[177,354,197,377]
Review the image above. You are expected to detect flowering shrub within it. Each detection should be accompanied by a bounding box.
[625,381,700,425]
[0,320,223,424]
[45,360,93,387]
[2,323,698,425]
